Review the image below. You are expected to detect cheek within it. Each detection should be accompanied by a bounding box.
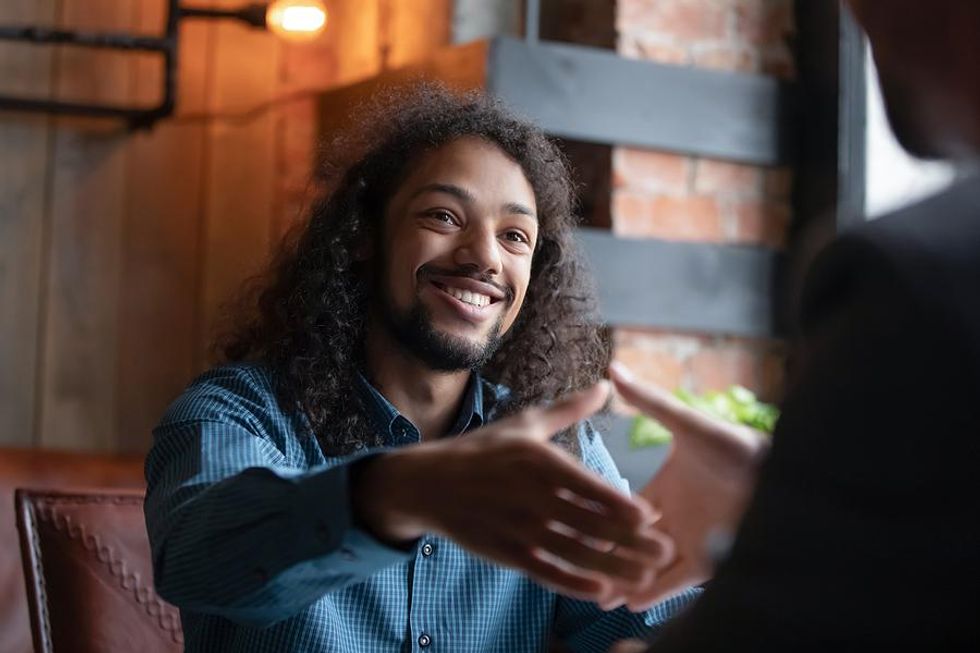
[384,247,418,306]
[501,264,533,331]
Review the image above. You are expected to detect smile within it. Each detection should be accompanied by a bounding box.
[440,284,491,308]
[427,279,505,325]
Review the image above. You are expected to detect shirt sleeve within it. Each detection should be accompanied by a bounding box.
[551,422,700,652]
[144,365,416,627]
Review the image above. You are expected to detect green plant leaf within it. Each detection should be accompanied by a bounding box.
[628,414,673,448]
[627,386,780,449]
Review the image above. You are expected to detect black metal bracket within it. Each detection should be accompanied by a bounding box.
[0,1,269,130]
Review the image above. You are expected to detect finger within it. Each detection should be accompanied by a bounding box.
[520,552,611,601]
[532,524,655,586]
[623,563,701,613]
[547,494,656,547]
[548,497,671,564]
[512,381,611,442]
[594,567,656,612]
[610,363,763,456]
[608,640,649,653]
[480,531,611,601]
[537,458,657,529]
[609,362,703,434]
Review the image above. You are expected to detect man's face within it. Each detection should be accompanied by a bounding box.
[846,0,980,157]
[375,136,539,371]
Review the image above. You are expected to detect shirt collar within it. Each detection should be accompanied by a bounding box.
[449,374,485,435]
[355,372,486,445]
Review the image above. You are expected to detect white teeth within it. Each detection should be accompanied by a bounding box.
[444,285,490,308]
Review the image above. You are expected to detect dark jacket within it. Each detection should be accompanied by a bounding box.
[650,178,980,651]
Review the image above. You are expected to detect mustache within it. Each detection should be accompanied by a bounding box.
[417,264,514,303]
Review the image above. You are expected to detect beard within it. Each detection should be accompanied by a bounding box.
[376,263,510,372]
[380,299,505,372]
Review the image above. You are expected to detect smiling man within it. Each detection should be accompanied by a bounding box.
[144,85,695,653]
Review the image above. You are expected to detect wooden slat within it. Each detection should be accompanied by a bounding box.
[487,36,797,166]
[577,228,780,338]
[38,0,138,451]
[114,0,210,453]
[198,0,280,367]
[0,1,57,450]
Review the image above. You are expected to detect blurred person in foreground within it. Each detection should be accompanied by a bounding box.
[144,84,696,653]
[608,0,980,650]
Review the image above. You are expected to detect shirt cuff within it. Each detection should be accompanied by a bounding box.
[291,449,419,573]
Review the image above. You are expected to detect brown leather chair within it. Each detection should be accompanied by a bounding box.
[15,487,183,653]
[1,448,151,653]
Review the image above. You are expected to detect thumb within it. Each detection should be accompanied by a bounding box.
[610,362,766,458]
[609,362,715,436]
[509,380,611,442]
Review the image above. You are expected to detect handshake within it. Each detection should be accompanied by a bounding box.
[354,361,769,613]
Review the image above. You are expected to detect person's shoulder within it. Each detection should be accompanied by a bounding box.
[804,177,980,326]
[858,176,980,268]
[158,361,280,429]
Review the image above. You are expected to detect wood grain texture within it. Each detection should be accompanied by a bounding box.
[0,4,58,448]
[38,0,138,451]
[386,0,452,68]
[114,0,211,453]
[197,0,280,368]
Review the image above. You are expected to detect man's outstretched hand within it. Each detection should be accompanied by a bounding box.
[354,381,675,607]
[608,362,769,611]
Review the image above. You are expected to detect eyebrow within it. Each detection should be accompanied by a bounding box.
[410,182,537,220]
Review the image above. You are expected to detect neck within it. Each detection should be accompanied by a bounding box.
[364,323,472,441]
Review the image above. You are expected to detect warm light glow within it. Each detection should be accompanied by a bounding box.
[266,0,327,41]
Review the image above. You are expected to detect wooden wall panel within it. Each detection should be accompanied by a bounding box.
[198,1,280,366]
[38,0,138,450]
[0,0,456,452]
[322,0,381,83]
[0,1,58,447]
[114,2,212,453]
[387,0,452,68]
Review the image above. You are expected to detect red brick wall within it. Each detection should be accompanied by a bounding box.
[611,0,795,404]
[274,0,793,404]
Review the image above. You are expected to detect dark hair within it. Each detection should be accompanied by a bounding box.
[219,82,610,455]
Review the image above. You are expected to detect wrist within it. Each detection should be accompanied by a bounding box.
[351,449,430,543]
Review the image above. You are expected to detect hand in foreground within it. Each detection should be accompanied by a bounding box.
[354,381,674,605]
[607,640,648,653]
[608,363,769,611]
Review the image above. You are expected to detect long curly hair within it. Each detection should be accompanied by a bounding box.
[219,83,610,456]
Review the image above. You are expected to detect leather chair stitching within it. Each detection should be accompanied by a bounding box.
[35,496,184,645]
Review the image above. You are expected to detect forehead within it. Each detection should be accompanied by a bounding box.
[394,136,536,206]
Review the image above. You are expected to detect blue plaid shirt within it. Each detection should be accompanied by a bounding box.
[145,363,697,652]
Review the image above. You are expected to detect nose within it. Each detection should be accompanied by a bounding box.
[453,224,502,276]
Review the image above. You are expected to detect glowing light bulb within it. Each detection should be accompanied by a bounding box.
[266,0,327,41]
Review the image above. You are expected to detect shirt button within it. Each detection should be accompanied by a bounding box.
[418,633,431,648]
[421,542,434,557]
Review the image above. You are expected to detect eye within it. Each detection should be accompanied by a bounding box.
[502,230,530,244]
[425,210,458,226]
